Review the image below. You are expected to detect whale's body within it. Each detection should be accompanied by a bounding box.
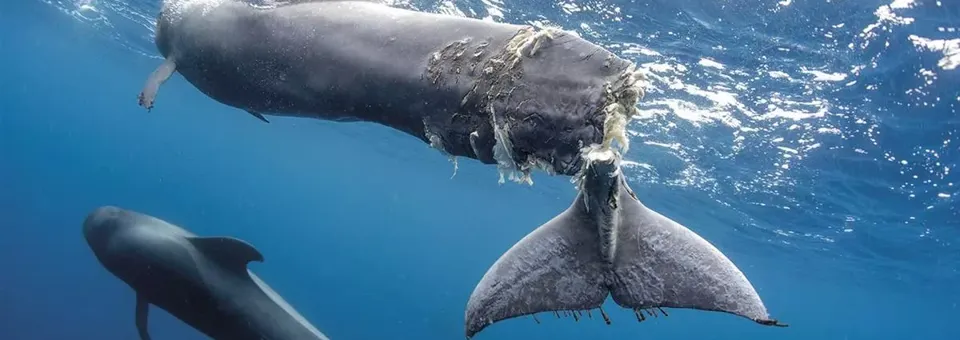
[83,206,330,340]
[141,0,643,180]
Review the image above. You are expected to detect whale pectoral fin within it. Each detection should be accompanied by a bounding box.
[138,58,177,112]
[135,294,152,340]
[188,236,264,275]
[464,208,610,338]
[608,182,786,327]
[246,110,270,123]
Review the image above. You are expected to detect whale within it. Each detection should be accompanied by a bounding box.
[82,206,331,340]
[134,1,787,337]
[139,0,644,183]
[463,146,788,338]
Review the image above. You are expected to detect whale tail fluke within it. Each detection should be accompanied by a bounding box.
[464,208,610,338]
[606,182,786,327]
[464,177,784,338]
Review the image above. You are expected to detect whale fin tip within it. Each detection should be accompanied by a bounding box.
[138,58,177,112]
[246,110,270,123]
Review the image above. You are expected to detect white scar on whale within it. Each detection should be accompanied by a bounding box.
[470,25,646,185]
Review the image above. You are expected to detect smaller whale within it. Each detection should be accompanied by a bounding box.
[464,146,787,338]
[83,206,331,340]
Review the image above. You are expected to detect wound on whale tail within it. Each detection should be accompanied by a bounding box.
[464,169,785,338]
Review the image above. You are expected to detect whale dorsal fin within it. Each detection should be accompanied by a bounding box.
[188,236,264,275]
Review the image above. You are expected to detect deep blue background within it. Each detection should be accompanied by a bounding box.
[1,0,958,339]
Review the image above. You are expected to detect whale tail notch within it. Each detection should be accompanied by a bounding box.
[464,177,785,338]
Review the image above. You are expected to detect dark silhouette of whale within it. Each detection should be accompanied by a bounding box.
[464,146,788,338]
[139,0,643,182]
[83,206,331,340]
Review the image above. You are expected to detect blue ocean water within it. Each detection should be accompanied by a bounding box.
[1,0,957,339]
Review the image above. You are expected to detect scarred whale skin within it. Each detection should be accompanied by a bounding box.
[83,205,331,340]
[139,0,644,180]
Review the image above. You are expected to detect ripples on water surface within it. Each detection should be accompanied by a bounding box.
[44,0,958,304]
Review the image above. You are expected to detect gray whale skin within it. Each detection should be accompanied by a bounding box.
[139,0,644,181]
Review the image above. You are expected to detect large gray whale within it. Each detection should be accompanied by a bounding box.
[83,206,331,340]
[139,0,643,182]
[463,146,788,338]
